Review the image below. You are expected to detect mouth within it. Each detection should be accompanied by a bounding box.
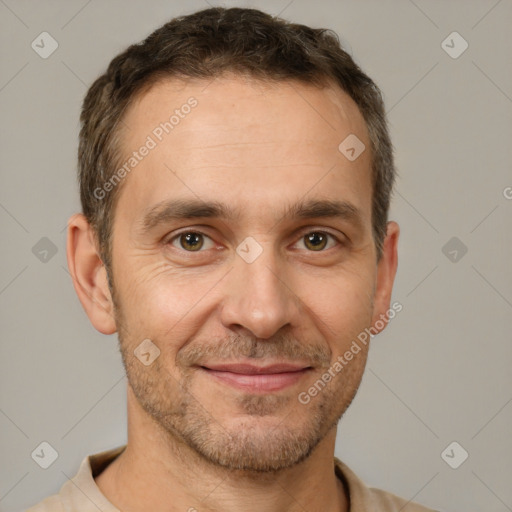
[198,362,313,393]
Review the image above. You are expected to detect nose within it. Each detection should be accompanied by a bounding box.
[219,244,302,340]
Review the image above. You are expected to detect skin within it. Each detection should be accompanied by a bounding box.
[67,74,399,512]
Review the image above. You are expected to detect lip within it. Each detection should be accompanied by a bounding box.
[199,363,312,393]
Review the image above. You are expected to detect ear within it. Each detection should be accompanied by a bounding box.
[370,221,400,334]
[66,213,117,334]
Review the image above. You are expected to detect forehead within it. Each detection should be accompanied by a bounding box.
[123,74,368,149]
[116,74,372,225]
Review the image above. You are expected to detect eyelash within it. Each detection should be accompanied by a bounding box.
[165,228,344,254]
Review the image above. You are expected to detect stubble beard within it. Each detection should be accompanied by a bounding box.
[113,293,368,474]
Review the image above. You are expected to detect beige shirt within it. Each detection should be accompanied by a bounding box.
[25,445,438,511]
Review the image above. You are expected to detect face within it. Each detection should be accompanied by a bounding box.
[104,75,394,472]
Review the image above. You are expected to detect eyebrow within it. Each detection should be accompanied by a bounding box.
[139,197,364,233]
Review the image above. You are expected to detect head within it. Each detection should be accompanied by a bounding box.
[68,7,399,473]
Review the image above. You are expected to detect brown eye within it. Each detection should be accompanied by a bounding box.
[304,232,328,251]
[296,231,343,252]
[167,230,216,255]
[179,232,203,251]
[169,231,213,252]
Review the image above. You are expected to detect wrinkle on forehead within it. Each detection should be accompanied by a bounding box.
[120,75,368,153]
[114,75,373,231]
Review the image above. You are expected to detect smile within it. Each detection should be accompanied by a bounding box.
[198,363,312,393]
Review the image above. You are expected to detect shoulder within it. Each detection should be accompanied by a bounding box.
[334,457,439,512]
[24,494,65,512]
[365,486,439,512]
[24,446,125,512]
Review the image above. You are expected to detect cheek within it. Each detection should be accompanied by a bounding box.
[297,266,375,346]
[114,258,225,335]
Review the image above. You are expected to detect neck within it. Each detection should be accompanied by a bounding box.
[95,386,348,512]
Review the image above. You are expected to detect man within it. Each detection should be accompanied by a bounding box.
[27,7,437,512]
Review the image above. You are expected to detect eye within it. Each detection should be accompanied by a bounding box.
[168,231,215,252]
[166,229,342,254]
[294,231,340,252]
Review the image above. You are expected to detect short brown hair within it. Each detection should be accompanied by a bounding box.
[78,7,395,270]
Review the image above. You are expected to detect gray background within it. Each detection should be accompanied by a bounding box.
[1,1,511,511]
